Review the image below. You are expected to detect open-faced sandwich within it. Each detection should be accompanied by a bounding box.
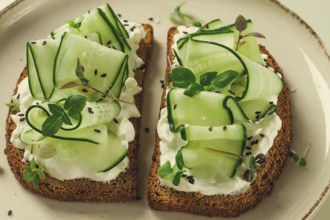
[148,16,292,216]
[5,3,153,202]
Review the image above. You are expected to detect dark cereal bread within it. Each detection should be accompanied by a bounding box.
[4,24,153,202]
[147,27,292,217]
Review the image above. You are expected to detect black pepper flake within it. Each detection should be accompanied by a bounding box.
[94,69,98,76]
[144,127,150,133]
[247,136,253,140]
[7,210,13,216]
[94,129,101,133]
[183,31,188,34]
[186,175,195,184]
[251,139,259,145]
[245,146,252,150]
[18,113,24,117]
[31,41,36,44]
[113,118,119,124]
[208,126,213,131]
[42,41,47,46]
[19,118,25,122]
[117,14,122,18]
[245,152,252,156]
[82,88,88,93]
[255,111,261,115]
[106,40,112,45]
[173,104,177,110]
[101,73,107,78]
[88,107,94,114]
[16,93,20,99]
[148,17,154,21]
[223,126,227,131]
[259,133,265,138]
[123,19,128,22]
[130,26,136,32]
[269,101,274,105]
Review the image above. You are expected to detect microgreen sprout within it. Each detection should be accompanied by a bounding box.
[23,158,45,190]
[234,15,265,51]
[169,2,202,26]
[290,144,311,167]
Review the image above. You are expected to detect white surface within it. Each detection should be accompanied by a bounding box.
[0,0,329,219]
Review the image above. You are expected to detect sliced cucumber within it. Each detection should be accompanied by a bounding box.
[53,32,128,101]
[27,39,59,100]
[198,19,224,31]
[180,124,246,178]
[167,88,233,131]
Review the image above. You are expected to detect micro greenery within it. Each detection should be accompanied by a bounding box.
[23,158,45,190]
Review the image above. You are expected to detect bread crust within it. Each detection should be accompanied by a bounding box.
[4,24,153,202]
[147,27,292,217]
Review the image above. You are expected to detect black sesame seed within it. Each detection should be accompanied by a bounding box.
[88,107,94,114]
[205,24,209,29]
[145,127,150,133]
[183,31,188,34]
[94,129,101,133]
[223,126,227,131]
[148,17,154,21]
[174,104,177,110]
[251,139,259,145]
[16,93,20,99]
[186,175,195,184]
[117,14,122,18]
[255,111,261,115]
[245,146,252,150]
[106,40,112,45]
[259,133,265,138]
[101,73,107,78]
[113,118,119,124]
[42,41,47,46]
[208,126,213,131]
[247,136,253,141]
[18,113,24,117]
[269,101,274,105]
[245,152,252,156]
[123,19,128,22]
[94,69,98,76]
[123,24,129,26]
[130,26,136,32]
[181,174,187,178]
[112,46,117,50]
[228,90,236,95]
[19,118,25,122]
[84,35,88,39]
[82,88,88,93]
[7,210,13,216]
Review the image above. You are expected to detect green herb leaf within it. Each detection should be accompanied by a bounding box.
[172,170,185,186]
[200,71,217,87]
[157,161,173,178]
[235,15,247,32]
[33,176,40,190]
[183,83,203,97]
[175,149,184,170]
[22,158,45,190]
[210,70,240,91]
[6,102,20,112]
[23,167,34,182]
[299,158,307,167]
[42,115,63,136]
[192,21,202,27]
[48,104,65,116]
[171,67,196,88]
[64,95,87,118]
[67,16,84,28]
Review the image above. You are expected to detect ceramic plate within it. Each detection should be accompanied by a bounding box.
[0,0,329,219]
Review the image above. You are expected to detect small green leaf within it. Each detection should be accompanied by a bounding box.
[67,16,84,28]
[64,95,87,118]
[6,102,20,112]
[32,176,40,190]
[175,149,184,170]
[23,167,34,182]
[157,161,173,178]
[30,158,36,169]
[183,83,203,97]
[48,104,65,116]
[171,67,196,88]
[42,115,63,136]
[200,71,217,87]
[61,112,72,125]
[172,171,184,186]
[299,158,307,167]
[235,15,247,32]
[292,153,300,162]
[33,168,46,179]
[192,21,202,27]
[211,70,240,91]
[169,2,201,26]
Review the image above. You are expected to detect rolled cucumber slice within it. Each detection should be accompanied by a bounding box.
[167,88,233,131]
[180,124,246,178]
[54,32,128,101]
[27,38,59,100]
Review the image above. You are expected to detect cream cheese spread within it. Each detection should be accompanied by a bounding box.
[9,21,145,182]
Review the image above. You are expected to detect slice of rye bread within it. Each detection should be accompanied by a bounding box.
[147,27,292,217]
[4,24,153,203]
